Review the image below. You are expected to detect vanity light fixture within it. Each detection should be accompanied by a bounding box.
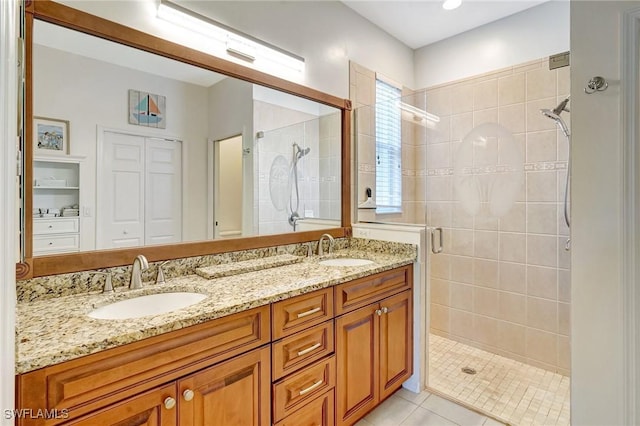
[442,0,462,10]
[157,0,304,75]
[398,102,440,123]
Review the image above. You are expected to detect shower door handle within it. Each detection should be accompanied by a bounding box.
[431,227,443,254]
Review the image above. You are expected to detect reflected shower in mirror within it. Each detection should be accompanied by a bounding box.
[31,19,341,255]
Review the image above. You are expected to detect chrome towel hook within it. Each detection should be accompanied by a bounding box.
[584,76,608,94]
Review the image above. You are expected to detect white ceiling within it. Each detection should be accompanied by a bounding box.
[343,0,549,49]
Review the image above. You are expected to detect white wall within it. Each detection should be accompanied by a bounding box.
[55,0,415,97]
[34,44,210,246]
[570,2,639,424]
[0,0,17,422]
[414,1,570,89]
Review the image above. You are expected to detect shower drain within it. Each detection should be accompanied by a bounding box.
[461,367,477,375]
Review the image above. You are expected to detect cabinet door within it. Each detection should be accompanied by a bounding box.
[65,383,177,426]
[178,346,270,426]
[335,304,379,426]
[379,290,413,401]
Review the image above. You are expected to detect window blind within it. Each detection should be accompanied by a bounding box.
[375,77,402,213]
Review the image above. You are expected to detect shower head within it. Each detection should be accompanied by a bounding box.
[541,108,570,137]
[293,142,311,159]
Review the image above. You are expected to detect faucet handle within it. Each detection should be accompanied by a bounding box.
[156,261,170,285]
[93,272,114,293]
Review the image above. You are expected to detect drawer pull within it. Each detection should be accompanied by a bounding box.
[299,379,323,396]
[297,307,321,318]
[48,242,53,245]
[183,389,194,401]
[297,342,322,357]
[48,225,53,228]
[164,397,176,410]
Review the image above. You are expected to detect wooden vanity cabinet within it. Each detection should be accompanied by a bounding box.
[16,306,270,426]
[335,265,413,426]
[271,288,337,426]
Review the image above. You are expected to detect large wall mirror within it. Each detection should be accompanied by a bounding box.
[18,1,351,278]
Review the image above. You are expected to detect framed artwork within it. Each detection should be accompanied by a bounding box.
[34,117,69,155]
[128,90,166,129]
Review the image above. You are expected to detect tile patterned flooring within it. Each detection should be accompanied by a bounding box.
[428,334,571,425]
[354,334,571,426]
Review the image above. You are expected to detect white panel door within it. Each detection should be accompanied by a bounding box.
[145,138,182,245]
[98,131,145,248]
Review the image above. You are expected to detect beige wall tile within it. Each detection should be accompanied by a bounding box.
[431,253,451,279]
[474,230,499,260]
[556,66,570,97]
[558,236,570,269]
[428,202,451,227]
[499,73,525,106]
[473,287,499,317]
[558,335,571,371]
[450,282,474,311]
[526,171,558,202]
[473,315,499,347]
[526,328,558,366]
[526,98,558,132]
[427,175,452,201]
[526,68,557,101]
[473,108,498,127]
[558,302,570,336]
[527,265,558,300]
[474,259,498,288]
[450,308,474,340]
[452,203,474,229]
[526,296,558,332]
[499,103,526,134]
[474,213,498,231]
[431,278,450,305]
[499,202,526,233]
[451,83,474,114]
[450,229,474,256]
[431,303,450,333]
[498,291,526,324]
[427,142,450,169]
[427,87,453,116]
[427,116,451,144]
[497,321,526,356]
[558,269,571,302]
[499,261,526,294]
[355,71,374,106]
[499,232,526,263]
[527,234,558,268]
[526,130,557,163]
[451,255,474,284]
[451,113,474,141]
[474,80,499,110]
[527,203,557,235]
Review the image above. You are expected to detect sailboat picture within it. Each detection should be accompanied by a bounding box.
[128,90,166,129]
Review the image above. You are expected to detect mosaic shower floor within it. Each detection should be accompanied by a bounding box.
[429,334,571,426]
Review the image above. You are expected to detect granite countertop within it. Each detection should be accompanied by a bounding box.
[16,248,415,374]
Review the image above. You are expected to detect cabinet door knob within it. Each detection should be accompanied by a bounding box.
[375,309,383,316]
[381,307,388,314]
[164,397,176,410]
[183,389,195,401]
[48,225,53,228]
[123,230,128,235]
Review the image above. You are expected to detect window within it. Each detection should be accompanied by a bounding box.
[375,76,402,213]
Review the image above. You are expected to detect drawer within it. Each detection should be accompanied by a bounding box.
[33,217,79,235]
[335,265,412,315]
[17,305,269,424]
[33,233,79,254]
[275,389,335,426]
[272,288,333,339]
[273,356,335,422]
[272,320,334,381]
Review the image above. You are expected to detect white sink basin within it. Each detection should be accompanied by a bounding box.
[88,292,207,320]
[319,258,375,267]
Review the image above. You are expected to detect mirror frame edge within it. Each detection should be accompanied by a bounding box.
[17,0,352,279]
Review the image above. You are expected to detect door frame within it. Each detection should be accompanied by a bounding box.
[621,7,640,424]
[96,126,185,248]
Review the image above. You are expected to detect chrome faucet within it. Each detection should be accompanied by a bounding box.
[318,233,335,256]
[130,254,149,289]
